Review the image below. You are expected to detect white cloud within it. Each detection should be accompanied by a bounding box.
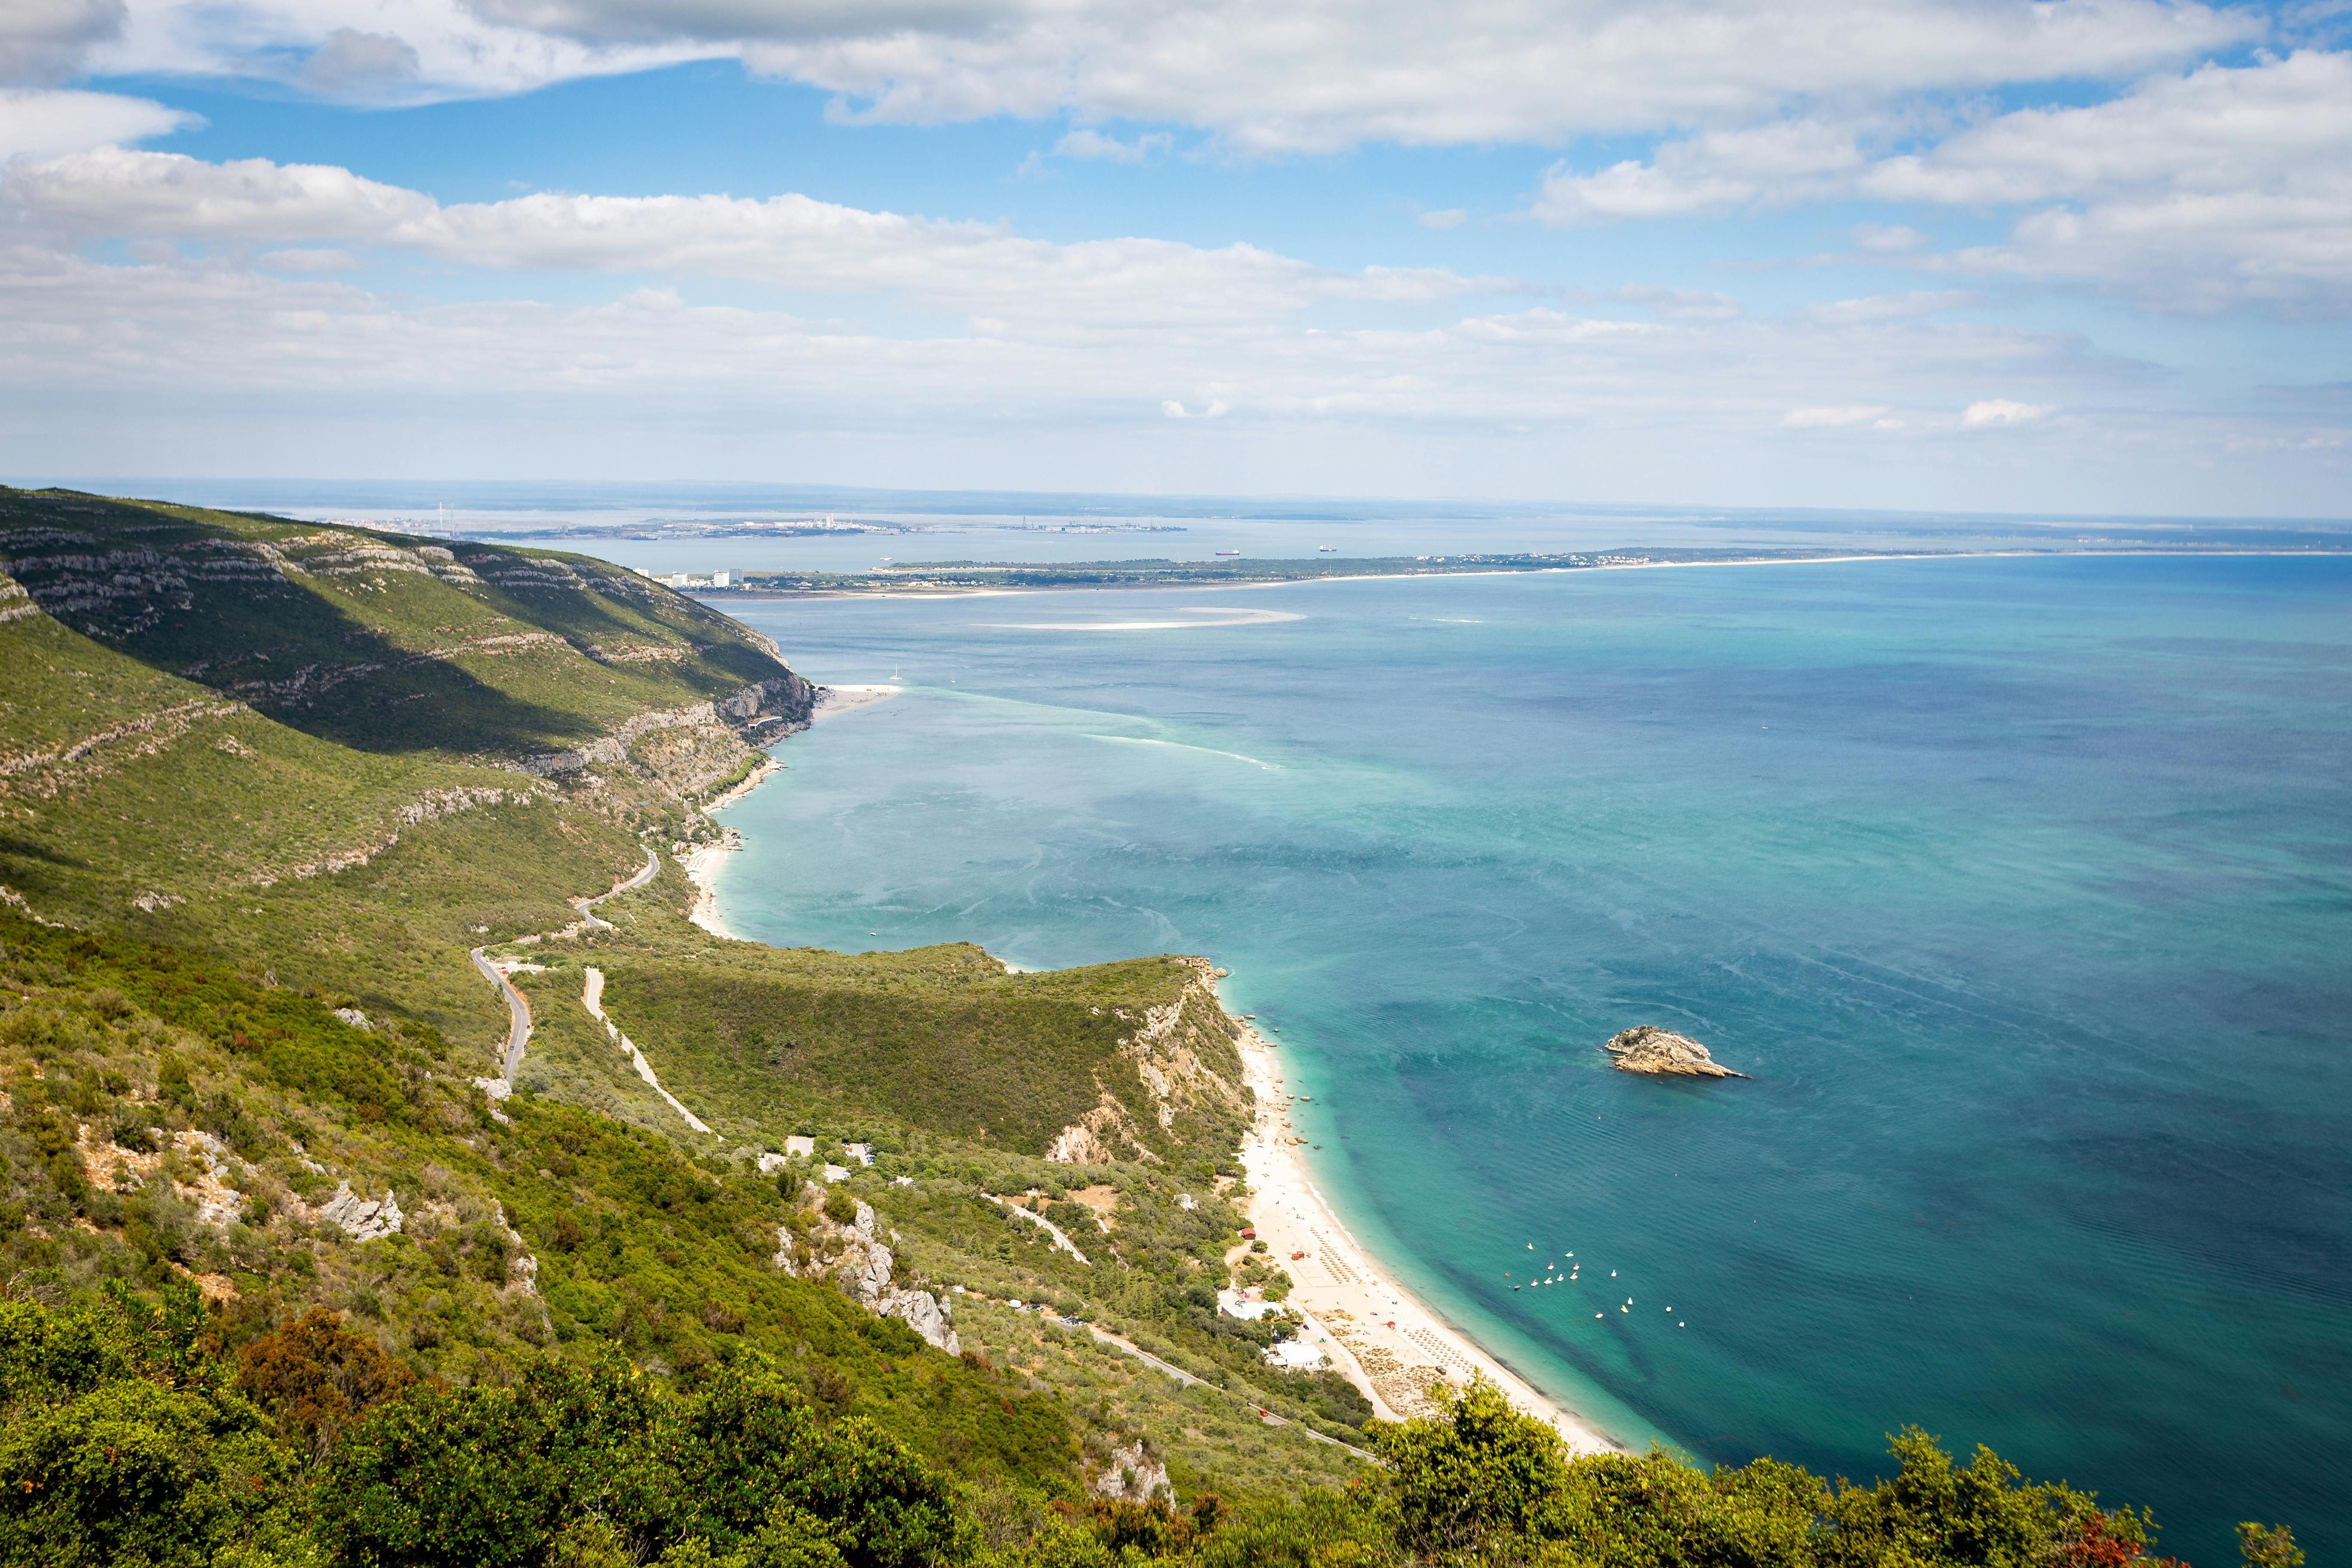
[7,149,437,239]
[1418,208,1467,230]
[1911,52,2352,314]
[0,0,123,84]
[1962,398,2055,426]
[2,146,1512,325]
[723,0,2257,153]
[1783,405,1890,427]
[0,89,196,162]
[1534,116,1868,222]
[1615,284,1743,320]
[257,247,358,271]
[1858,52,2352,208]
[1531,52,2352,315]
[74,0,2253,146]
[3,238,2335,512]
[1852,222,1928,253]
[1055,128,1172,162]
[1799,291,1975,326]
[85,0,707,103]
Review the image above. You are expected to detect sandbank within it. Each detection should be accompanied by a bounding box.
[1233,1020,1620,1454]
[812,682,901,721]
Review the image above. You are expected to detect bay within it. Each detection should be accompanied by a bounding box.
[712,555,2352,1565]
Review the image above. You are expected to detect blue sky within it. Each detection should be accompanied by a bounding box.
[0,0,2346,514]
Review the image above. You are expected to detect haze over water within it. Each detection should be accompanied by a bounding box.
[708,555,2350,1566]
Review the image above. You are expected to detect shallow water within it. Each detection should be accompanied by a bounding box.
[713,556,2351,1564]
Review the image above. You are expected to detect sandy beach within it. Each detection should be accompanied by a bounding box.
[1232,1019,1620,1454]
[680,839,742,940]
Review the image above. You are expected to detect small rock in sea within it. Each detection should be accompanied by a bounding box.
[1601,1026,1751,1079]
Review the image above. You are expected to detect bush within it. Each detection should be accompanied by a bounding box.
[234,1308,416,1462]
[0,1282,305,1568]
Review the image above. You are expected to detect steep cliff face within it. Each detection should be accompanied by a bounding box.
[517,673,813,799]
[1045,958,1252,1165]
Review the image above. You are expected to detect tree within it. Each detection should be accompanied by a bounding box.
[609,1361,970,1568]
[0,1283,305,1568]
[2237,1523,2302,1568]
[1819,1428,2124,1568]
[314,1347,654,1568]
[1369,1376,1573,1553]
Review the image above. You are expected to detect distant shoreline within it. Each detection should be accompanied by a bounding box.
[683,545,2352,603]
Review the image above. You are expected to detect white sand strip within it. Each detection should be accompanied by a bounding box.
[680,841,743,940]
[1233,1020,1619,1453]
[811,683,901,722]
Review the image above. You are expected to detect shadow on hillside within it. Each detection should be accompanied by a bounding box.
[175,594,606,758]
[6,525,599,761]
[0,834,86,867]
[2,488,777,759]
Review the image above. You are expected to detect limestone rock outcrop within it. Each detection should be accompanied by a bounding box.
[775,1185,959,1355]
[1602,1026,1750,1079]
[316,1181,405,1240]
[1091,1439,1172,1503]
[874,1287,960,1354]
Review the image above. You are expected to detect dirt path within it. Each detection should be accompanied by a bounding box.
[581,964,717,1136]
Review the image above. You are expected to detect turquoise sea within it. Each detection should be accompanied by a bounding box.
[709,555,2350,1565]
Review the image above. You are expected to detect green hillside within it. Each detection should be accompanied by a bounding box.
[0,486,809,1054]
[505,905,1250,1166]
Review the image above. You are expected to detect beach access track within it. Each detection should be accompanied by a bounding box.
[1076,1320,1374,1461]
[582,965,717,1136]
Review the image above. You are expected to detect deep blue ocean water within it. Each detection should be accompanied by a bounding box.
[710,556,2351,1565]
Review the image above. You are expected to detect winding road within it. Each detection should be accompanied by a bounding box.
[473,845,661,1088]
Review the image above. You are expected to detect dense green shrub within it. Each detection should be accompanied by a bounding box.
[0,1283,306,1568]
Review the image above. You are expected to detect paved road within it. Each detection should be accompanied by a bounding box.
[472,947,534,1084]
[572,845,661,930]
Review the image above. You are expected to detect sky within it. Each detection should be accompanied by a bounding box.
[0,0,2346,515]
